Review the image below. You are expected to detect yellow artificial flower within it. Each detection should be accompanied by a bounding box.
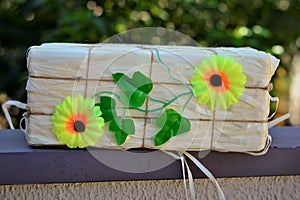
[51,95,104,148]
[190,55,247,110]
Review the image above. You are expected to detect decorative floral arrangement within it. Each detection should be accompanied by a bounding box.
[51,53,246,148]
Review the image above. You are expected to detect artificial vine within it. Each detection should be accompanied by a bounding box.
[94,70,192,146]
[92,49,193,146]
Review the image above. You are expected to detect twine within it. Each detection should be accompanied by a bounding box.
[84,46,94,98]
[141,48,154,148]
[28,75,270,91]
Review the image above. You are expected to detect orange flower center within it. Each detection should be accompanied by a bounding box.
[205,70,230,92]
[65,113,88,134]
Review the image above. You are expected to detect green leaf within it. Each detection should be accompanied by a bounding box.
[154,128,173,146]
[110,117,135,135]
[112,71,153,108]
[176,117,191,135]
[156,110,167,128]
[109,116,135,145]
[114,131,128,146]
[120,90,147,109]
[154,109,191,146]
[118,118,135,135]
[96,96,116,122]
[111,73,124,82]
[131,71,153,94]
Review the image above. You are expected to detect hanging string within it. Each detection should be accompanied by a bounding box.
[1,100,28,131]
[164,150,225,200]
[163,151,195,200]
[183,152,226,200]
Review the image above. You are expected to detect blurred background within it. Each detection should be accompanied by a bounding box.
[0,0,299,128]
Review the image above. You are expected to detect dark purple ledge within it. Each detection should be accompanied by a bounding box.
[0,127,299,185]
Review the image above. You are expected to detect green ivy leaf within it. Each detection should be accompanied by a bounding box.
[114,130,128,146]
[154,127,173,146]
[112,71,153,108]
[176,117,191,135]
[95,96,116,122]
[109,116,135,145]
[154,109,191,146]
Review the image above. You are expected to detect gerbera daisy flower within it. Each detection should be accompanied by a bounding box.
[190,55,247,110]
[51,95,105,148]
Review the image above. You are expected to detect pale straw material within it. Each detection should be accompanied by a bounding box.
[26,43,279,153]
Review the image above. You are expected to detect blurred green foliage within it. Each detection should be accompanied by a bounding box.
[0,0,299,125]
